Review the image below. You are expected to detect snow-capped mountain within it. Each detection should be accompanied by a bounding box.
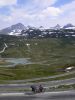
[63,23,75,29]
[50,24,62,30]
[54,24,62,30]
[0,23,75,38]
[0,23,26,36]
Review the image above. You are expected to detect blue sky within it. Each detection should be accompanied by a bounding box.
[53,0,74,7]
[0,0,75,29]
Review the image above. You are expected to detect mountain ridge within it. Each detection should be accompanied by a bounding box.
[0,23,75,38]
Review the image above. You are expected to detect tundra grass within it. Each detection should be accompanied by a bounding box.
[0,38,75,81]
[0,64,65,80]
[30,72,75,83]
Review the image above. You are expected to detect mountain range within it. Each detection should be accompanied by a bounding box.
[0,23,75,38]
[0,23,25,36]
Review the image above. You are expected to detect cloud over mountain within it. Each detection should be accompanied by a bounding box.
[0,0,75,29]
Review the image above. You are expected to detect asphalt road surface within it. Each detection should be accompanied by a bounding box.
[0,91,75,100]
[0,78,75,91]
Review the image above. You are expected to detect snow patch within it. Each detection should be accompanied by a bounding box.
[26,43,30,46]
[66,66,74,72]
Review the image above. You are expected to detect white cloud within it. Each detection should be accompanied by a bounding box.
[61,0,75,12]
[0,0,17,6]
[0,0,75,29]
[58,0,75,25]
[3,6,62,26]
[41,7,62,17]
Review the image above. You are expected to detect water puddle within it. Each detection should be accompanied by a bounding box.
[0,58,32,67]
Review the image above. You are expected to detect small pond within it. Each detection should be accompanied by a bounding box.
[0,58,32,67]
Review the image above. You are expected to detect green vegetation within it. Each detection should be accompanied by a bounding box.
[0,38,75,81]
[0,64,65,80]
[30,72,75,83]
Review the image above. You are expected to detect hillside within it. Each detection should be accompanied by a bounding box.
[0,37,75,64]
[0,37,75,81]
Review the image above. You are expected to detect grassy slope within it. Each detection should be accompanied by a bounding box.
[0,38,75,80]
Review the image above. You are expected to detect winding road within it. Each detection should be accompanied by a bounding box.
[0,43,8,54]
[7,71,75,83]
[0,78,75,91]
[0,43,75,99]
